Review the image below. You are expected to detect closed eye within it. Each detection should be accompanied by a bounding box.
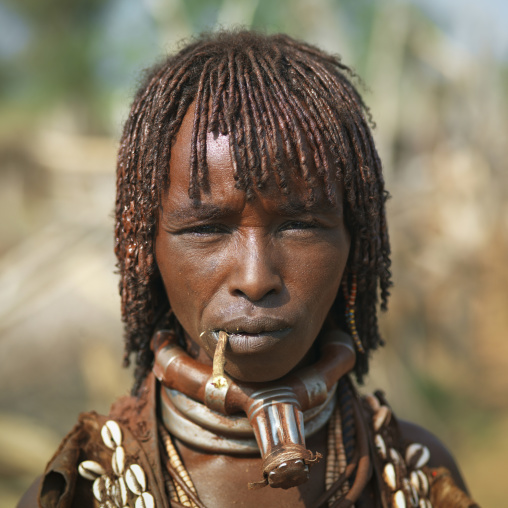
[278,219,320,232]
[176,224,229,235]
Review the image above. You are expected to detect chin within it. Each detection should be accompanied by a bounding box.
[224,357,302,384]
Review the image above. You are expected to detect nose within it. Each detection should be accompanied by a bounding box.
[228,234,283,302]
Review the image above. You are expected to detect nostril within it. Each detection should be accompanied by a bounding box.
[230,275,282,302]
[232,286,278,301]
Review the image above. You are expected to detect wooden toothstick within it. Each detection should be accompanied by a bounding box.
[212,331,228,388]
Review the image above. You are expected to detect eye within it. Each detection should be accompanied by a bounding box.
[178,224,229,235]
[279,220,319,232]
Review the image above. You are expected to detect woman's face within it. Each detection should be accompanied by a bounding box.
[155,108,351,382]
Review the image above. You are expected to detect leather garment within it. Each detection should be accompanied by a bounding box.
[18,373,169,508]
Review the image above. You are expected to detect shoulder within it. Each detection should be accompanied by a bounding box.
[17,375,166,508]
[16,411,102,508]
[398,419,469,494]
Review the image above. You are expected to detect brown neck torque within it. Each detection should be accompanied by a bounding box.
[151,329,356,489]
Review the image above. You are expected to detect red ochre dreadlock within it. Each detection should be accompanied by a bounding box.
[115,30,391,392]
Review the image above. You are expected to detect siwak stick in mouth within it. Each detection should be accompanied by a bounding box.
[211,331,228,388]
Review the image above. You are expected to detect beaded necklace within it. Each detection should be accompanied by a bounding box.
[157,385,436,508]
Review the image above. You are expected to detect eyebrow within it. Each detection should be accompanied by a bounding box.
[162,204,237,222]
[162,198,338,223]
[277,199,337,215]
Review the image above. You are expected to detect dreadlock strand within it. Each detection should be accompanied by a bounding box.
[257,55,320,193]
[230,56,255,196]
[252,57,296,193]
[277,34,347,71]
[263,58,300,170]
[224,50,247,191]
[197,68,212,193]
[241,65,269,189]
[262,56,333,198]
[248,53,286,186]
[236,56,260,183]
[189,59,214,200]
[209,60,227,133]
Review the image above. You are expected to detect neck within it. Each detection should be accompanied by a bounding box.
[152,328,356,489]
[159,382,338,455]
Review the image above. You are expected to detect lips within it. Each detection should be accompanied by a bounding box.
[224,329,291,354]
[205,316,292,355]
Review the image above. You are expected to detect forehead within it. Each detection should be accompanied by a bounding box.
[167,103,341,208]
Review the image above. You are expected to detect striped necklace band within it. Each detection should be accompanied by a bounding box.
[159,383,337,455]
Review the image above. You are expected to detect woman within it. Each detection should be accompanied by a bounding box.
[19,30,478,508]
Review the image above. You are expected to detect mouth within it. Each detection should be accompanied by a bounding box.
[205,317,292,355]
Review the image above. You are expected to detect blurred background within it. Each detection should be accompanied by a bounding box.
[0,0,506,505]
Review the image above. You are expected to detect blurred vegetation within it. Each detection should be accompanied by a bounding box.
[1,0,506,506]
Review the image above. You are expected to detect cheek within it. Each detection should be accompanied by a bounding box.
[155,237,219,329]
[285,237,349,312]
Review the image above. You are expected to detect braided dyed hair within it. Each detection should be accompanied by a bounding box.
[115,30,391,392]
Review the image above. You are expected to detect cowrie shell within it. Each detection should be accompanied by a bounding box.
[373,405,391,432]
[393,489,407,508]
[374,434,387,460]
[101,420,123,450]
[92,476,106,502]
[125,464,146,495]
[116,477,128,506]
[78,460,105,481]
[419,499,433,508]
[410,471,419,491]
[383,462,397,491]
[364,394,381,412]
[135,492,155,508]
[411,470,429,496]
[406,443,430,469]
[409,484,419,507]
[103,475,113,496]
[110,483,120,507]
[403,477,419,507]
[112,445,126,476]
[390,447,403,465]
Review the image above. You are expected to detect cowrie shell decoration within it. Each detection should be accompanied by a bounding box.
[77,419,155,507]
[125,463,147,495]
[78,460,105,481]
[101,420,123,450]
[375,434,387,460]
[390,447,403,465]
[112,445,126,476]
[373,405,391,432]
[92,477,106,502]
[405,443,430,469]
[393,489,407,508]
[403,477,418,507]
[410,470,429,497]
[135,492,155,508]
[364,393,381,412]
[364,393,435,508]
[383,462,397,491]
[116,477,128,506]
